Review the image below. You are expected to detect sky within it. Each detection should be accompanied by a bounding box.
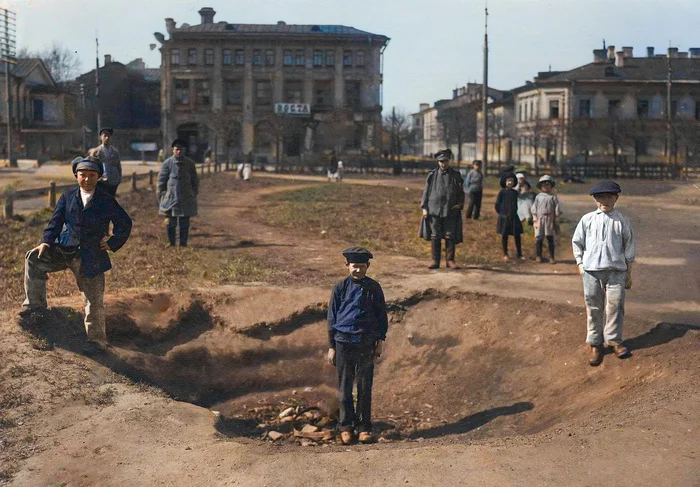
[5,0,700,115]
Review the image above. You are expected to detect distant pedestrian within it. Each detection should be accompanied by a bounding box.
[93,128,121,197]
[158,139,199,247]
[495,172,524,261]
[328,151,339,182]
[20,157,132,355]
[572,180,635,366]
[336,159,344,181]
[463,160,484,220]
[420,149,465,269]
[327,247,388,445]
[531,175,562,263]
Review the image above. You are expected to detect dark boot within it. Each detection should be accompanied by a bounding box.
[179,225,189,247]
[429,239,441,269]
[166,225,176,247]
[445,240,460,269]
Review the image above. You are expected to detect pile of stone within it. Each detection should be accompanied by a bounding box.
[253,403,337,446]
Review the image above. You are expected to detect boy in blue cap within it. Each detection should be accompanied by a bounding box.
[572,180,636,366]
[327,247,388,445]
[20,157,132,355]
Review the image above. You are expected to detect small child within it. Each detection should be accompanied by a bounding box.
[572,180,635,367]
[516,180,535,226]
[531,175,562,264]
[495,172,524,261]
[327,247,388,445]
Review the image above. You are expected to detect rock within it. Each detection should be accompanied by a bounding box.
[301,424,319,434]
[280,415,296,423]
[267,431,284,441]
[279,407,295,418]
[300,439,316,447]
[316,417,331,428]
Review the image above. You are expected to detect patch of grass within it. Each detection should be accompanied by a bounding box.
[0,386,33,409]
[78,386,118,406]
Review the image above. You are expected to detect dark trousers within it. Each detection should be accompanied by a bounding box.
[465,191,482,220]
[536,235,555,259]
[336,340,376,433]
[501,234,522,257]
[97,181,118,197]
[167,216,190,246]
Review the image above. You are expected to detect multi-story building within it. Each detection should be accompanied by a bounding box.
[513,45,700,169]
[412,102,444,158]
[476,92,515,169]
[155,7,389,162]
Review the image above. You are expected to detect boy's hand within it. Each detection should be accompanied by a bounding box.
[625,275,633,290]
[578,264,584,276]
[422,208,428,217]
[533,219,540,230]
[451,204,461,210]
[100,236,112,251]
[31,243,50,258]
[374,341,383,360]
[327,348,336,366]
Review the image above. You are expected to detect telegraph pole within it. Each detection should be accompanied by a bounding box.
[95,33,101,136]
[481,2,489,173]
[0,8,16,167]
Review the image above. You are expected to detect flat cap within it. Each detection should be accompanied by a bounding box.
[99,127,114,136]
[342,247,374,264]
[71,157,104,177]
[537,175,555,188]
[435,149,453,161]
[171,138,188,149]
[589,180,621,195]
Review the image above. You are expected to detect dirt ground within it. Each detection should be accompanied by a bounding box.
[1,173,698,486]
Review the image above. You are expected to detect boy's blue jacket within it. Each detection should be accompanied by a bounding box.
[41,186,132,277]
[327,276,388,348]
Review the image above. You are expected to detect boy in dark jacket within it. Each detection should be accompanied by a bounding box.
[21,157,132,354]
[420,149,465,269]
[327,248,388,445]
[495,172,524,261]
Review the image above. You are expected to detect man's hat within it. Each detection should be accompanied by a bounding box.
[537,175,555,188]
[500,171,517,188]
[99,127,114,136]
[342,247,374,264]
[589,180,621,195]
[172,138,188,149]
[71,157,104,177]
[435,149,453,161]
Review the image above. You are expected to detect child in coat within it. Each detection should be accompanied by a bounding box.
[531,175,562,263]
[495,172,524,261]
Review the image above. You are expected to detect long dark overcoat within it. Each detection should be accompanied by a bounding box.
[158,155,200,217]
[495,188,523,236]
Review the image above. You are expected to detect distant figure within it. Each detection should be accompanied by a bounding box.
[463,160,484,220]
[93,128,121,197]
[531,175,562,264]
[336,159,344,181]
[157,149,165,163]
[328,151,339,182]
[495,172,524,262]
[158,139,199,247]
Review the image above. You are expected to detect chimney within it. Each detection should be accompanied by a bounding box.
[593,49,607,64]
[668,47,679,58]
[104,54,112,65]
[419,103,430,112]
[647,46,655,58]
[198,7,216,24]
[607,45,615,62]
[622,46,633,58]
[616,51,625,67]
[165,18,176,35]
[689,48,700,58]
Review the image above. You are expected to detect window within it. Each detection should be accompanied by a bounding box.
[195,80,210,106]
[549,99,559,119]
[265,49,275,66]
[225,79,244,105]
[313,50,323,67]
[314,80,333,108]
[283,50,293,66]
[255,80,272,106]
[171,49,180,65]
[635,137,649,156]
[637,99,649,118]
[188,48,197,65]
[253,50,261,66]
[579,99,591,118]
[235,49,245,65]
[608,99,620,117]
[222,49,232,65]
[344,80,362,109]
[284,80,303,104]
[355,51,365,67]
[518,104,522,122]
[33,99,44,121]
[295,49,305,66]
[343,51,352,67]
[204,49,214,65]
[529,101,534,120]
[174,79,190,105]
[325,50,335,66]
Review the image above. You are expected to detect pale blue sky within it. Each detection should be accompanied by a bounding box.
[6,0,700,115]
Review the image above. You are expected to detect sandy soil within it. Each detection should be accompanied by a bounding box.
[1,174,698,486]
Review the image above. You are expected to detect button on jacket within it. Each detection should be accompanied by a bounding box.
[572,208,636,271]
[327,277,388,348]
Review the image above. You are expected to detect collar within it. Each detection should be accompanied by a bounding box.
[595,208,616,215]
[80,187,96,197]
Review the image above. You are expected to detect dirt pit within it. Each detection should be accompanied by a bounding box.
[20,288,696,446]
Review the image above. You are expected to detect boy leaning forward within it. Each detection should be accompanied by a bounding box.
[327,247,388,445]
[572,180,635,367]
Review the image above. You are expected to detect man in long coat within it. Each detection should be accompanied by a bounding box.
[158,139,199,247]
[420,149,465,269]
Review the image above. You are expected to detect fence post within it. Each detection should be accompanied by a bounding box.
[3,192,13,219]
[207,163,211,175]
[131,172,137,191]
[149,170,154,187]
[48,181,57,208]
[200,163,204,176]
[225,159,230,171]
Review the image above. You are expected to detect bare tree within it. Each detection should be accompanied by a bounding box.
[316,108,355,154]
[438,104,476,165]
[210,110,242,165]
[383,107,412,162]
[18,43,81,83]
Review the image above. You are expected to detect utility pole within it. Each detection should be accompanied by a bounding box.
[0,9,16,167]
[95,34,101,136]
[481,2,489,173]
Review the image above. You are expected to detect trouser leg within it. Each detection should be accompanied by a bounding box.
[472,191,482,220]
[465,194,475,219]
[547,236,555,260]
[603,271,627,345]
[70,259,107,344]
[22,247,70,309]
[445,239,456,262]
[501,235,509,256]
[536,236,544,258]
[336,342,358,431]
[431,239,441,266]
[167,217,177,246]
[514,234,523,258]
[355,342,376,433]
[179,216,191,246]
[583,271,606,345]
